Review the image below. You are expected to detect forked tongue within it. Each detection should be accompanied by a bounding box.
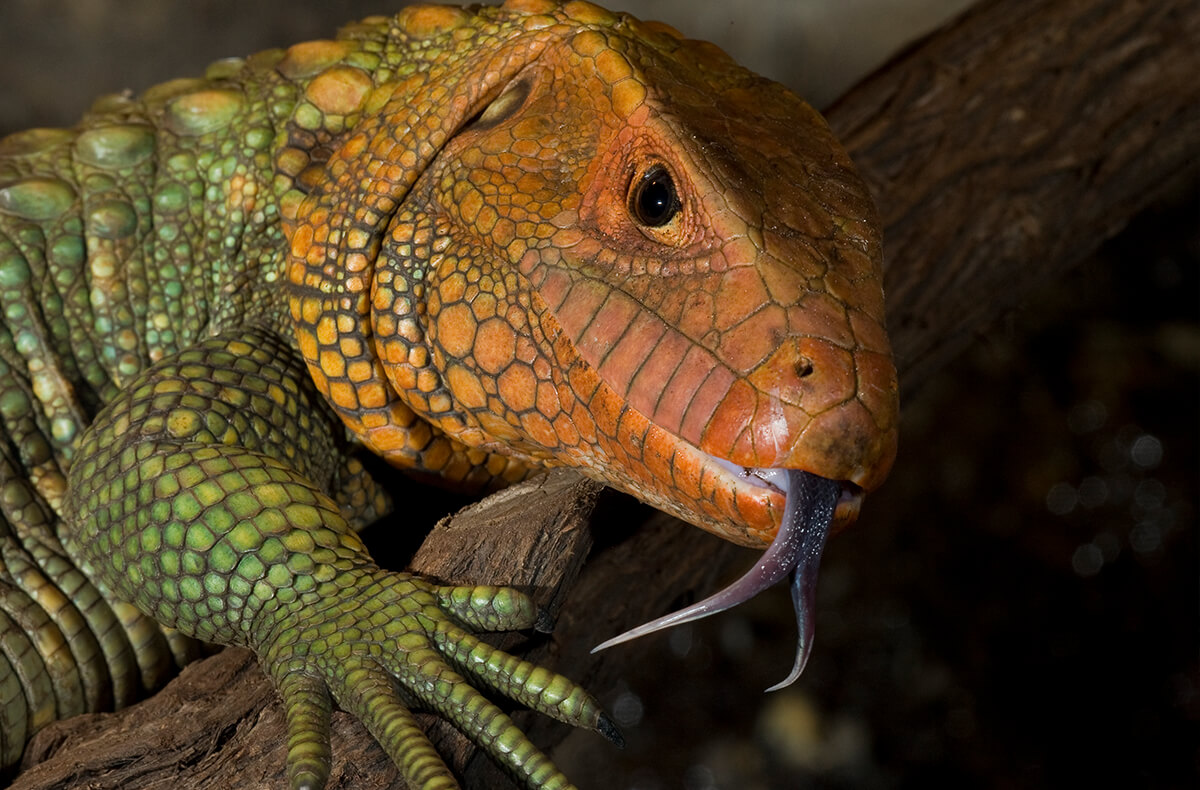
[592,470,841,691]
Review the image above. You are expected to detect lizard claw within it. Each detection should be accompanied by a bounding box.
[262,570,616,790]
[592,471,841,692]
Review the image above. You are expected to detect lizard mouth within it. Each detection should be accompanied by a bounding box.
[595,455,862,690]
[708,456,864,530]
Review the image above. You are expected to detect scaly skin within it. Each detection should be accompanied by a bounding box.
[0,2,898,788]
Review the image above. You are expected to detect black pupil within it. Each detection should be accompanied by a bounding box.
[633,168,678,227]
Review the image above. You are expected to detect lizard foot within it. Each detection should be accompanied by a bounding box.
[258,569,618,790]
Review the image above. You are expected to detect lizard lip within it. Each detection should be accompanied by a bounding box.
[708,456,864,531]
[710,458,788,494]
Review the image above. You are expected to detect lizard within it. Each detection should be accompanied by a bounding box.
[0,1,898,788]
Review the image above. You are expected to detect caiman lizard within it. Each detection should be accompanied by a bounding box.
[0,1,898,788]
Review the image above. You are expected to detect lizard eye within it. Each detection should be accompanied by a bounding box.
[630,165,680,227]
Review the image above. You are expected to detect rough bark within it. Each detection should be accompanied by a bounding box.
[832,0,1200,390]
[11,0,1199,787]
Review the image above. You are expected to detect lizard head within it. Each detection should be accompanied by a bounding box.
[287,2,897,549]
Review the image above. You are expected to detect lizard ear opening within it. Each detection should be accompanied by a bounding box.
[466,77,533,131]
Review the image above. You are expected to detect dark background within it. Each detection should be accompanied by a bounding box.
[1,2,1195,788]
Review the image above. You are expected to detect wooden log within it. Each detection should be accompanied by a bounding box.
[10,0,1199,787]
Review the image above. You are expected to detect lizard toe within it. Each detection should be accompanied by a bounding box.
[429,620,617,743]
[274,668,333,790]
[391,654,577,790]
[331,661,459,790]
[433,583,541,633]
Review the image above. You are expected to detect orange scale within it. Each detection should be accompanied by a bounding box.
[318,349,346,378]
[568,402,598,444]
[358,410,388,430]
[404,419,433,450]
[497,364,537,413]
[435,303,477,358]
[680,367,738,453]
[477,410,522,444]
[855,349,899,427]
[552,413,580,446]
[576,292,639,364]
[304,243,326,267]
[627,329,690,423]
[734,495,778,545]
[565,363,601,402]
[536,269,570,312]
[338,338,365,362]
[514,335,538,365]
[785,295,853,347]
[535,380,562,418]
[668,446,704,502]
[355,380,390,410]
[363,423,410,455]
[505,238,529,261]
[598,312,665,398]
[327,381,359,411]
[491,218,517,248]
[651,343,714,436]
[519,411,559,450]
[444,362,484,405]
[428,391,454,415]
[729,424,757,468]
[415,369,439,394]
[710,474,743,523]
[310,314,336,345]
[718,306,788,373]
[783,337,856,414]
[473,318,517,374]
[746,400,809,469]
[304,364,328,394]
[710,264,768,326]
[614,409,648,464]
[641,430,674,485]
[387,363,417,392]
[401,343,426,368]
[695,457,725,506]
[378,339,408,369]
[418,438,452,472]
[589,391,622,442]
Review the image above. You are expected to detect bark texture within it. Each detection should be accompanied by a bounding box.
[11,0,1199,787]
[833,0,1200,389]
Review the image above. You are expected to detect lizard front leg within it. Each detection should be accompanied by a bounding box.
[62,326,615,790]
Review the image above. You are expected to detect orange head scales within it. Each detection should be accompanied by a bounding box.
[285,0,898,550]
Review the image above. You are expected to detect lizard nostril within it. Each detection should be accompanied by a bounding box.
[795,357,815,378]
